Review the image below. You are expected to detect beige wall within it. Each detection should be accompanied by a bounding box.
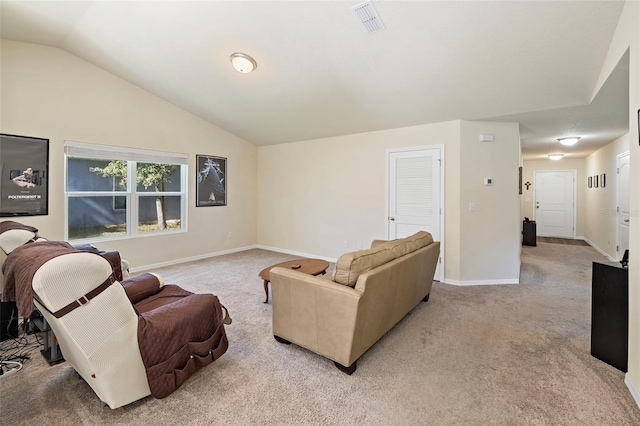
[0,40,258,269]
[522,158,586,238]
[258,120,522,284]
[594,0,640,405]
[585,133,630,259]
[459,121,521,283]
[257,120,462,279]
[522,132,631,260]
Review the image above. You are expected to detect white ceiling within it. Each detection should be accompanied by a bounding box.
[0,1,630,157]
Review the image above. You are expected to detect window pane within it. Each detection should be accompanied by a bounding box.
[67,158,127,192]
[113,196,127,210]
[68,196,127,239]
[135,163,181,193]
[138,195,181,233]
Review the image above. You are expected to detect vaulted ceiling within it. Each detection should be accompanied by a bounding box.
[0,1,629,158]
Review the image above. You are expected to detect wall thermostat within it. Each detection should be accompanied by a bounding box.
[484,177,493,186]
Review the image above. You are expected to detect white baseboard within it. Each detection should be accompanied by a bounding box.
[255,245,337,263]
[626,374,640,409]
[130,245,258,273]
[443,278,520,286]
[583,238,617,261]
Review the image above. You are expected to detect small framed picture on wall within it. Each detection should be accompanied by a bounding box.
[594,175,599,188]
[588,176,592,188]
[600,174,606,188]
[0,133,49,217]
[196,155,227,207]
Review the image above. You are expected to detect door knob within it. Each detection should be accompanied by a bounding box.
[389,217,395,221]
[624,219,630,223]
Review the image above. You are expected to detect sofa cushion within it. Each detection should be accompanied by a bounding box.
[332,245,395,287]
[380,231,433,257]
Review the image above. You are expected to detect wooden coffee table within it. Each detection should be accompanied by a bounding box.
[259,258,330,303]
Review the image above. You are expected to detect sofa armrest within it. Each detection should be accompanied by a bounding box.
[370,239,388,249]
[270,267,362,366]
[120,273,164,304]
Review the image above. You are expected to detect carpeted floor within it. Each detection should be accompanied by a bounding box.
[537,237,590,246]
[1,243,638,425]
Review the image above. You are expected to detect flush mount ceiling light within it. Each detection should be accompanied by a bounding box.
[558,137,581,146]
[230,53,257,74]
[548,154,564,161]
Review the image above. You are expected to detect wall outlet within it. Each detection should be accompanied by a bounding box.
[357,242,363,250]
[343,240,348,248]
[469,202,476,212]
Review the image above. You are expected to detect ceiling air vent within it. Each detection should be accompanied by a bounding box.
[351,1,386,33]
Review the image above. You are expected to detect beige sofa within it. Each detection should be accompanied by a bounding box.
[271,231,440,374]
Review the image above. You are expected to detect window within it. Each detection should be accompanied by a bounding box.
[65,141,188,241]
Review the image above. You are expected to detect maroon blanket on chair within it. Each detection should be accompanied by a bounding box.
[2,241,122,317]
[0,220,39,235]
[2,241,77,317]
[121,273,229,399]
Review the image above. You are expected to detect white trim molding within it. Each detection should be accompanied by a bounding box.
[583,237,617,261]
[443,278,520,286]
[625,374,640,409]
[255,245,337,263]
[130,245,258,273]
[130,244,336,274]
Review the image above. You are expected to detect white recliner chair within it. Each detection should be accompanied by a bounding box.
[0,223,129,292]
[0,227,48,292]
[32,252,151,408]
[30,252,229,408]
[1,221,229,408]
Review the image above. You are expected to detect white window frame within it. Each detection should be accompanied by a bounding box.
[64,141,188,242]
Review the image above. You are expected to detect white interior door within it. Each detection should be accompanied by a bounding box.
[388,147,442,280]
[617,152,630,259]
[534,170,575,238]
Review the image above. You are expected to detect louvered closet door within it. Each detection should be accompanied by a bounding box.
[388,148,442,279]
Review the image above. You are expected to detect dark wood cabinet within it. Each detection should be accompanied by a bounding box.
[522,221,536,246]
[591,261,628,372]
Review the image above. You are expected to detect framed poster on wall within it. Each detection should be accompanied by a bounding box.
[0,134,49,217]
[196,155,226,207]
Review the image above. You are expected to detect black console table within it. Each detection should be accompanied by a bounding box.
[591,261,628,372]
[522,220,536,246]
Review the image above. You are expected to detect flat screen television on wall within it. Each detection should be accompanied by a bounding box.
[0,133,49,217]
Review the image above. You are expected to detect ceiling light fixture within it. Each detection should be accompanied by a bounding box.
[557,137,581,146]
[548,154,564,161]
[230,53,257,74]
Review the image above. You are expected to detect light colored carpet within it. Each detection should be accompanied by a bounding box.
[536,237,590,246]
[1,243,639,425]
